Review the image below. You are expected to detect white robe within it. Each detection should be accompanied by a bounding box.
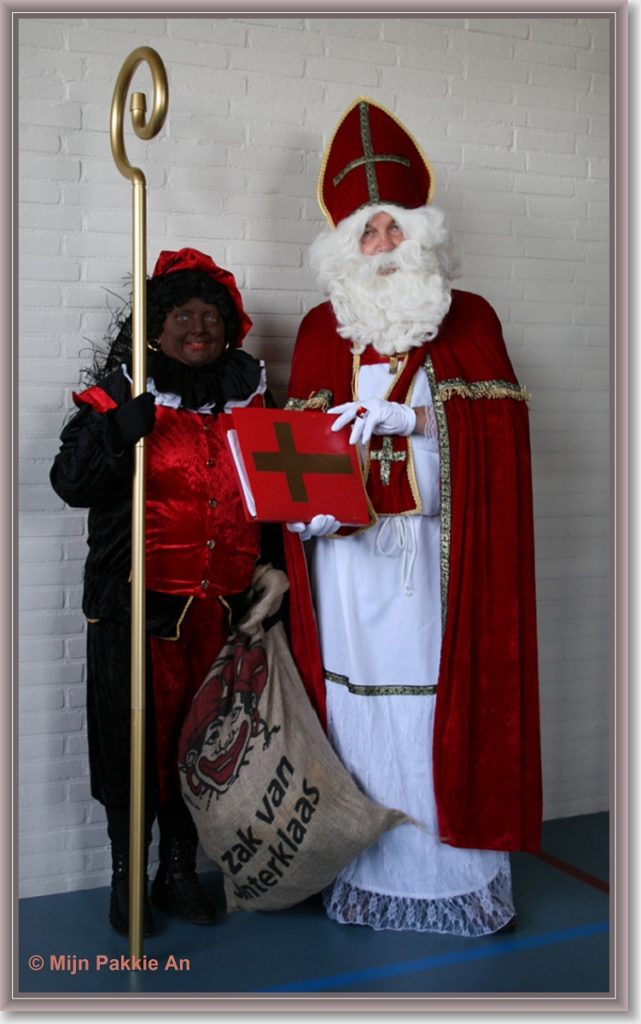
[310,361,515,935]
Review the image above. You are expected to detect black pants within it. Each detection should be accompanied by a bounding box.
[86,619,197,852]
[105,799,196,853]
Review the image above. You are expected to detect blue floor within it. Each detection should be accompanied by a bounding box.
[17,812,609,997]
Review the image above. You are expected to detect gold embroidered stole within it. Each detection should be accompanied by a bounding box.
[353,346,428,517]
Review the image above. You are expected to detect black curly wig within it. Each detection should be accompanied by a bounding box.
[147,269,241,345]
[87,269,241,385]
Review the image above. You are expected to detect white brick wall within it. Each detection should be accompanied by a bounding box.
[18,15,611,897]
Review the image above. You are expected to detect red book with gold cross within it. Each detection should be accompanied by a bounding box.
[226,408,371,525]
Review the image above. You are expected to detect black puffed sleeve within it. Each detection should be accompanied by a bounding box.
[50,372,133,509]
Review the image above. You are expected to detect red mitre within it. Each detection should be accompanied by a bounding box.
[318,97,435,228]
[152,247,253,346]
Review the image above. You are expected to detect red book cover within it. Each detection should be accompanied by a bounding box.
[226,408,371,525]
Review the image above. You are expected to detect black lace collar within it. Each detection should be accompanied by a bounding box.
[145,347,262,412]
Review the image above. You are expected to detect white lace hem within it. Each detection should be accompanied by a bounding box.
[323,858,515,936]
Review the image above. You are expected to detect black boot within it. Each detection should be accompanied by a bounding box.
[109,849,155,937]
[151,837,217,925]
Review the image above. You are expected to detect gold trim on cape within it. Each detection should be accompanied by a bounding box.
[438,379,531,404]
[423,353,451,632]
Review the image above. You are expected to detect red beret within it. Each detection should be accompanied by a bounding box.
[152,247,252,346]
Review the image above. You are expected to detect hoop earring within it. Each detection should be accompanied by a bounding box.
[147,338,160,351]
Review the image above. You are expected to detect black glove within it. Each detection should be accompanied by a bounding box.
[114,392,156,447]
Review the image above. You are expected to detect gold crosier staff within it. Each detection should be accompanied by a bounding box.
[109,47,168,956]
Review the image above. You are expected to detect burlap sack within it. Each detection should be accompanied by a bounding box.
[178,565,409,912]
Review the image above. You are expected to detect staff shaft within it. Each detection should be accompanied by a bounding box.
[109,46,168,958]
[128,178,147,956]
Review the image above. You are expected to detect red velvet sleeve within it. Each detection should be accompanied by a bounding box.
[282,526,327,731]
[288,303,352,406]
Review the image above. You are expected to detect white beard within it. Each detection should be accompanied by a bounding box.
[310,204,457,356]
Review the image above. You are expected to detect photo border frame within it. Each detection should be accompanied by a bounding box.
[6,1,629,1014]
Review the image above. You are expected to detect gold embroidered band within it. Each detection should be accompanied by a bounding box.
[423,353,451,634]
[353,352,422,517]
[326,669,437,696]
[438,379,531,404]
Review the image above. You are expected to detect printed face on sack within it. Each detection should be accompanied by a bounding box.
[180,639,280,804]
[158,297,227,368]
[192,690,256,795]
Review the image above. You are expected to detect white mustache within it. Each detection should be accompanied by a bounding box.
[353,239,424,279]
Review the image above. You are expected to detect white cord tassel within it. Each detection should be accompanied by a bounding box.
[375,517,417,596]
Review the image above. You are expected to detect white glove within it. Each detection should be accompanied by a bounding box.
[330,398,417,446]
[286,514,341,541]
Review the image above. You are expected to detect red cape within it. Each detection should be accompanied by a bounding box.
[288,290,542,852]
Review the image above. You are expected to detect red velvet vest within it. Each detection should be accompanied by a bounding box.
[145,404,261,598]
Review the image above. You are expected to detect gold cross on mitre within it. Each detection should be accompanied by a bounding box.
[317,97,435,229]
[370,436,406,486]
[331,101,411,204]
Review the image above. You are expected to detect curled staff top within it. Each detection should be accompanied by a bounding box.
[110,46,168,185]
